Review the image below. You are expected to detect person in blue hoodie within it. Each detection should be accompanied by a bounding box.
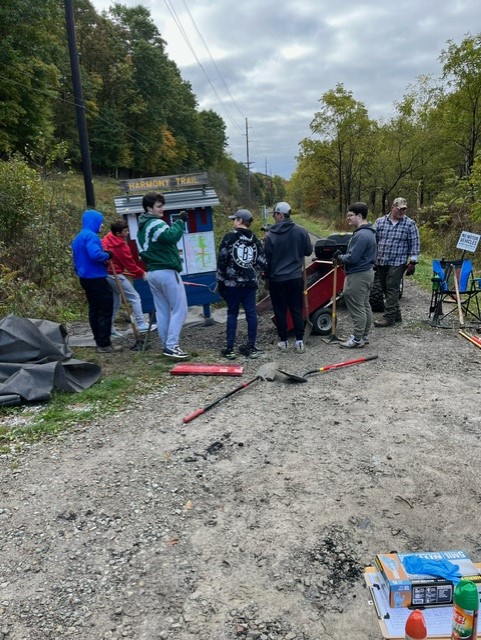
[332,202,377,349]
[72,209,119,353]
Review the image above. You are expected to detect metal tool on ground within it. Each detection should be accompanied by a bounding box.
[170,363,244,376]
[302,264,313,342]
[452,264,465,328]
[459,330,481,349]
[277,354,378,383]
[109,260,145,351]
[141,310,156,353]
[323,259,342,343]
[182,361,278,424]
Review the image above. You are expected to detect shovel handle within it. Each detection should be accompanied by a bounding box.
[319,355,378,372]
[303,355,378,378]
[182,377,259,424]
[183,408,205,424]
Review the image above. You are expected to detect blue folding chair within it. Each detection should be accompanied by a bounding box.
[429,258,481,327]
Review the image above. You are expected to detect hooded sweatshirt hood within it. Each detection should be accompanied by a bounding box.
[268,219,295,236]
[71,210,109,278]
[82,209,104,234]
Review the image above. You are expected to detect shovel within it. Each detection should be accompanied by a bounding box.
[303,264,313,342]
[323,260,342,343]
[182,361,278,424]
[109,260,145,351]
[278,354,378,383]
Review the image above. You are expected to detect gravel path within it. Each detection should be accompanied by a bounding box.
[1,278,481,639]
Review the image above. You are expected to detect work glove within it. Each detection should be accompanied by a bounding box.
[217,281,226,298]
[332,250,343,262]
[405,261,416,276]
[104,250,113,260]
[179,210,189,222]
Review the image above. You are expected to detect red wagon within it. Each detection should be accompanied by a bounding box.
[257,234,350,336]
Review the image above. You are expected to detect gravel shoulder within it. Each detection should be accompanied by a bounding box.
[1,279,481,640]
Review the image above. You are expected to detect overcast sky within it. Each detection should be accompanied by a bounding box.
[89,0,478,179]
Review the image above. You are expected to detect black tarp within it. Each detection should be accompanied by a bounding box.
[0,315,101,407]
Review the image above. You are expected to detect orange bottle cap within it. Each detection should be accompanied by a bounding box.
[405,609,427,640]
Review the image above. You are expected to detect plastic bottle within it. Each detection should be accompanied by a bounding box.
[405,609,427,640]
[451,579,479,640]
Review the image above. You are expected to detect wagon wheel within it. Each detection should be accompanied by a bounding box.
[311,308,332,335]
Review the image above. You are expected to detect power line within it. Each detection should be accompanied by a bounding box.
[180,0,245,123]
[163,0,244,136]
[164,1,270,174]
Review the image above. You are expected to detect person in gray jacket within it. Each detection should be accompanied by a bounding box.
[332,202,377,348]
[264,202,313,353]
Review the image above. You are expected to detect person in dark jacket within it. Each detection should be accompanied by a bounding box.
[264,202,313,353]
[72,209,119,353]
[332,202,377,348]
[136,191,189,359]
[216,209,267,359]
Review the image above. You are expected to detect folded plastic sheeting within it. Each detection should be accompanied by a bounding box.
[0,315,101,407]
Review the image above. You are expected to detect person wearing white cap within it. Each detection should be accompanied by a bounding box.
[373,197,420,327]
[264,202,313,352]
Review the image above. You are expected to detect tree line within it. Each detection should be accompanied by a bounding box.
[1,0,230,176]
[287,33,481,257]
[0,0,288,320]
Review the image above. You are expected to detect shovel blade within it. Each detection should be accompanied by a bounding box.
[276,369,308,383]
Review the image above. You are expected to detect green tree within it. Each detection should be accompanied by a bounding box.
[309,84,373,216]
[197,110,227,169]
[0,0,63,155]
[440,34,481,177]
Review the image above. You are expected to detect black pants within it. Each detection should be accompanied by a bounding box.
[80,277,113,348]
[268,278,304,341]
[377,265,405,322]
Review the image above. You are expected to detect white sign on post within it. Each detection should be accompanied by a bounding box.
[456,231,481,252]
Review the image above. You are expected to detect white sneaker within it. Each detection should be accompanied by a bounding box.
[277,340,289,351]
[340,335,365,349]
[295,340,305,353]
[137,323,156,333]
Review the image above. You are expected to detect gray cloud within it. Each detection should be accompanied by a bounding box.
[91,0,479,178]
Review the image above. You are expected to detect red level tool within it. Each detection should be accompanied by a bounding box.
[170,363,244,376]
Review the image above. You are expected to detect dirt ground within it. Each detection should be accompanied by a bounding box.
[1,278,481,640]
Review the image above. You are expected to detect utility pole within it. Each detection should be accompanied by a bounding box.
[64,0,96,208]
[245,117,254,201]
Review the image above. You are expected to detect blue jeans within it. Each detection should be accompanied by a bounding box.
[223,286,257,349]
[147,270,188,349]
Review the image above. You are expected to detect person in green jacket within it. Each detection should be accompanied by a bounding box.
[136,191,189,359]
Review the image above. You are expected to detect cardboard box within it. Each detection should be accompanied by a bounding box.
[375,551,480,608]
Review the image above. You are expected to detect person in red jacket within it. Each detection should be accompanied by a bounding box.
[102,220,154,334]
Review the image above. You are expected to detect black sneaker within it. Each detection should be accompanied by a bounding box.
[239,344,262,358]
[96,345,122,353]
[221,348,236,360]
[163,346,189,359]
